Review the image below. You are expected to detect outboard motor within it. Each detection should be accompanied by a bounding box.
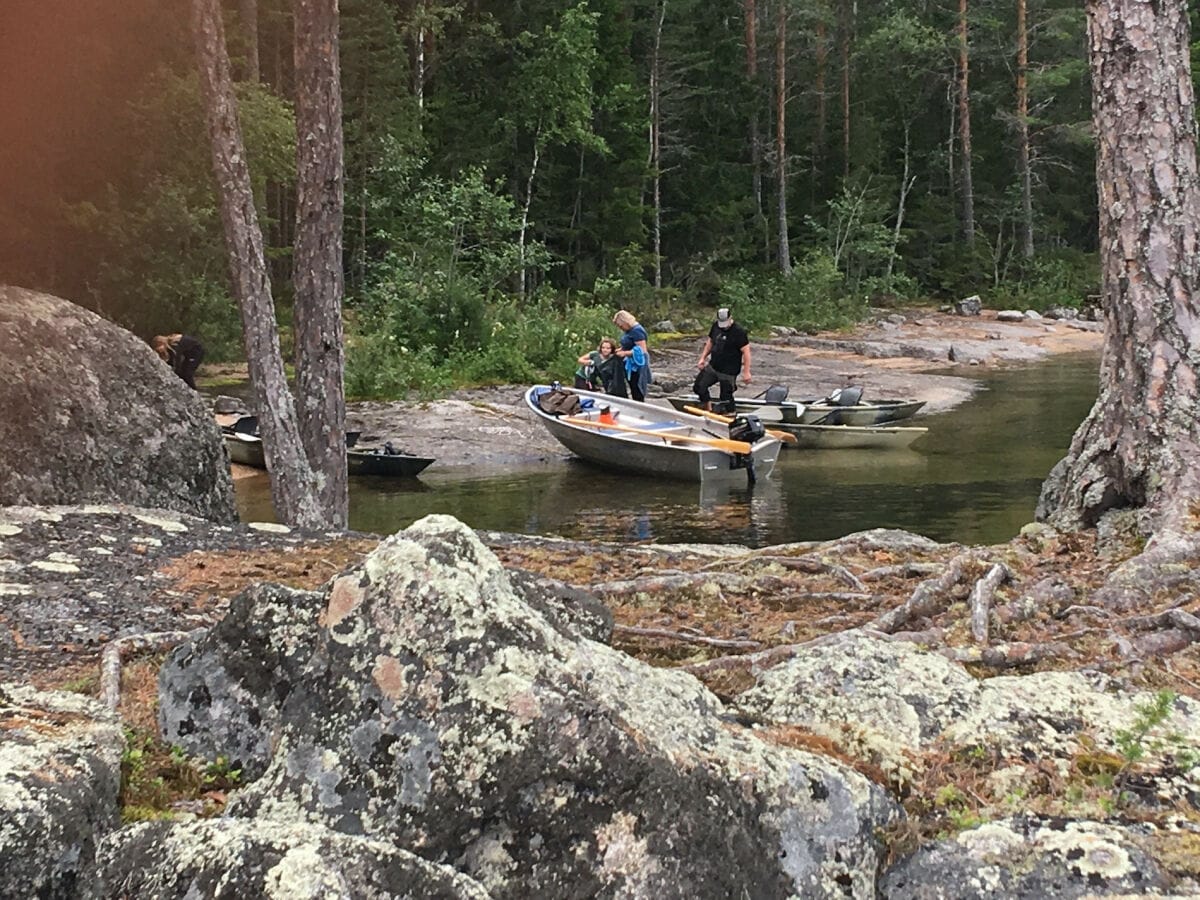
[728,414,766,444]
[711,399,737,415]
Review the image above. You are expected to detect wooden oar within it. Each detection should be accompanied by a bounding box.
[562,416,753,454]
[683,405,798,445]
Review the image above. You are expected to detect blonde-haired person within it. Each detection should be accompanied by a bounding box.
[611,310,651,402]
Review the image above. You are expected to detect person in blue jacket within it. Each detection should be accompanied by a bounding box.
[612,309,652,402]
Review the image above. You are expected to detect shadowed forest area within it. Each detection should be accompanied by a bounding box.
[0,0,1122,395]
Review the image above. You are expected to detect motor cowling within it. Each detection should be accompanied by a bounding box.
[728,414,766,444]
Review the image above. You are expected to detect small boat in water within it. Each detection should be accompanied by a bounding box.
[526,385,780,484]
[666,385,926,426]
[222,418,433,478]
[768,421,927,450]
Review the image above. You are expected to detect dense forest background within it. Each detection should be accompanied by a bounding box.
[0,0,1165,395]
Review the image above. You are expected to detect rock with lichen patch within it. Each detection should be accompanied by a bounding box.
[184,515,898,898]
[880,817,1169,898]
[158,583,328,781]
[97,819,490,898]
[733,631,981,784]
[0,683,125,899]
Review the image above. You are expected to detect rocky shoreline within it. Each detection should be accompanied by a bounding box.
[321,307,1104,472]
[13,294,1200,898]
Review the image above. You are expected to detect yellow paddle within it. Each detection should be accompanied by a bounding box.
[562,416,754,454]
[683,405,799,445]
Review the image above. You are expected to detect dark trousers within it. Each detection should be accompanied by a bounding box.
[693,365,736,405]
[172,335,205,389]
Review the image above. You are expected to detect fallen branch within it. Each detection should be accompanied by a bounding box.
[100,630,196,711]
[702,555,867,592]
[681,631,856,677]
[969,563,1011,645]
[764,591,873,611]
[589,572,748,595]
[613,624,761,650]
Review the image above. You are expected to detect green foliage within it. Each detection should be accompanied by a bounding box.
[120,727,240,823]
[62,70,295,358]
[990,250,1099,311]
[719,253,866,334]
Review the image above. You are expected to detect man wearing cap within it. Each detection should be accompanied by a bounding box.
[693,307,751,411]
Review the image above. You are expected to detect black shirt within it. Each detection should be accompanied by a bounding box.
[708,322,749,374]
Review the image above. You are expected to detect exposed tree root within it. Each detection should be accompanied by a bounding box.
[613,625,761,650]
[943,641,1079,669]
[100,630,195,711]
[867,551,984,634]
[969,563,1011,645]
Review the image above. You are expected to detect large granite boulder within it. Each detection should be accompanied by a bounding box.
[0,683,125,899]
[98,819,490,899]
[163,515,898,898]
[0,286,235,522]
[159,570,612,782]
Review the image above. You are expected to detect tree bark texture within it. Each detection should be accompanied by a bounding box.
[190,0,324,529]
[1015,0,1034,258]
[651,0,666,289]
[957,0,975,242]
[293,0,349,528]
[1038,0,1200,535]
[813,16,827,179]
[745,0,765,258]
[775,0,791,275]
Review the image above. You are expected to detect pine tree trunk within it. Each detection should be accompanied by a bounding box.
[1037,0,1200,535]
[957,0,975,242]
[839,0,852,181]
[775,0,791,275]
[745,0,764,253]
[293,0,349,528]
[813,15,827,181]
[190,0,323,528]
[651,0,666,289]
[239,0,259,82]
[1015,0,1034,259]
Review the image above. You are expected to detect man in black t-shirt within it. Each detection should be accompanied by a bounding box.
[692,307,752,410]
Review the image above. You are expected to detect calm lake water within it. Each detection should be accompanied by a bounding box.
[234,353,1100,548]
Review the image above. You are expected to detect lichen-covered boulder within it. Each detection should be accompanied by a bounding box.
[185,515,897,897]
[0,683,125,899]
[735,632,1200,804]
[880,817,1170,898]
[158,583,327,782]
[734,631,979,784]
[0,286,235,522]
[97,819,490,899]
[159,571,612,783]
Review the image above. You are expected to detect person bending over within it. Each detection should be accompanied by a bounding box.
[152,333,205,390]
[693,307,751,410]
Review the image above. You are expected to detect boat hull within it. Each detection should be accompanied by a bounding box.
[223,434,433,477]
[527,386,779,483]
[770,422,927,449]
[665,395,925,425]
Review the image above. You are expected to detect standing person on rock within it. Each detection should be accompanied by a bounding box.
[612,310,652,402]
[693,307,751,411]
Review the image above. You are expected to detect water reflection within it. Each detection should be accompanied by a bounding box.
[234,353,1099,548]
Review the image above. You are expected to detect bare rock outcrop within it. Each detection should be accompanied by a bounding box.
[97,819,490,899]
[0,286,235,522]
[160,515,899,898]
[0,683,125,899]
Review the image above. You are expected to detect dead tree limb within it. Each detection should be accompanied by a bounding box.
[969,562,1011,645]
[680,631,853,677]
[859,562,940,582]
[613,624,761,650]
[100,630,195,711]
